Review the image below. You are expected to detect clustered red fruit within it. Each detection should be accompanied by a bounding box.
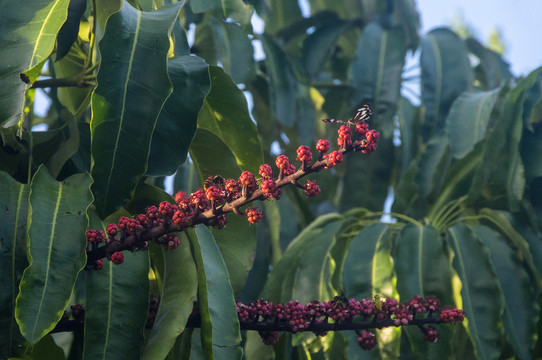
[111,251,124,265]
[84,119,380,266]
[440,306,465,323]
[357,330,377,350]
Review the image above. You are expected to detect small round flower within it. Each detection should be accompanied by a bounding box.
[259,164,273,179]
[337,136,352,148]
[111,251,124,265]
[106,224,119,237]
[246,207,263,224]
[225,179,241,198]
[118,216,141,235]
[94,259,104,271]
[393,307,413,326]
[159,201,175,217]
[423,326,439,343]
[172,210,190,226]
[238,171,257,192]
[409,295,427,313]
[316,139,330,153]
[304,180,320,198]
[355,122,369,135]
[86,229,105,243]
[325,151,343,169]
[258,330,280,346]
[275,155,290,170]
[260,179,276,197]
[136,214,151,228]
[175,191,187,204]
[189,189,210,211]
[338,125,352,139]
[164,234,180,250]
[440,307,465,323]
[425,296,440,312]
[366,129,380,143]
[205,186,224,203]
[283,163,296,176]
[146,205,160,220]
[362,141,377,154]
[357,331,377,350]
[296,145,313,163]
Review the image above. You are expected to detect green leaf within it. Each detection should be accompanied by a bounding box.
[0,172,29,358]
[261,214,343,303]
[141,234,198,360]
[194,17,255,84]
[259,35,297,127]
[84,211,150,360]
[190,0,253,25]
[15,166,93,345]
[0,0,70,126]
[350,22,407,135]
[472,225,539,360]
[186,225,243,359]
[31,334,66,360]
[257,0,301,34]
[55,0,87,61]
[415,135,451,199]
[393,224,454,359]
[196,66,264,174]
[446,88,501,159]
[446,223,504,360]
[420,27,473,139]
[465,38,513,90]
[90,1,182,217]
[146,55,210,176]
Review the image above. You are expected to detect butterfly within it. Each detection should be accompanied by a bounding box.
[322,104,373,125]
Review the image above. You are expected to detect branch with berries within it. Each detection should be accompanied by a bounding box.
[85,121,380,267]
[54,294,464,351]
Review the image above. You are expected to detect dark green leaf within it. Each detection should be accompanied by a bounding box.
[350,22,407,135]
[415,135,451,199]
[146,55,210,176]
[190,0,253,25]
[0,0,70,126]
[257,0,301,34]
[31,334,66,360]
[141,234,198,360]
[420,28,472,139]
[446,223,504,360]
[15,166,93,345]
[473,225,538,360]
[90,1,182,217]
[55,0,87,61]
[392,0,420,49]
[196,66,264,174]
[0,172,29,358]
[84,211,150,360]
[393,224,454,359]
[446,88,501,159]
[466,38,513,90]
[187,225,243,359]
[307,0,362,20]
[194,17,255,84]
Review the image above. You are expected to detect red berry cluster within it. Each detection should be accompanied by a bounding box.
[357,330,377,350]
[84,120,380,267]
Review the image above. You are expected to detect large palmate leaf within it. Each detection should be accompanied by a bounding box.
[0,172,29,358]
[447,223,504,360]
[393,224,454,359]
[186,226,243,359]
[15,166,93,345]
[146,55,210,176]
[196,66,264,174]
[83,210,150,360]
[350,22,407,135]
[446,88,501,159]
[0,0,70,127]
[90,1,182,217]
[420,27,472,139]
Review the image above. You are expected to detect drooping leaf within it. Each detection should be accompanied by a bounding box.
[141,234,198,360]
[190,0,253,25]
[465,38,513,90]
[15,166,93,345]
[446,223,504,360]
[446,88,501,159]
[392,0,420,49]
[90,1,182,217]
[415,135,451,199]
[194,17,255,84]
[473,225,539,360]
[186,225,243,359]
[420,27,473,139]
[83,210,150,360]
[146,55,210,176]
[0,0,70,126]
[196,66,264,174]
[55,0,87,61]
[0,172,29,358]
[261,214,344,303]
[350,22,407,135]
[393,224,454,359]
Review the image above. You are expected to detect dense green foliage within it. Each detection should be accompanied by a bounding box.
[1,0,541,359]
